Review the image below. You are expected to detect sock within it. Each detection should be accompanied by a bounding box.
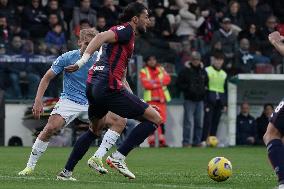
[117,121,157,156]
[94,129,120,158]
[112,150,126,160]
[64,130,97,172]
[27,138,49,169]
[267,139,284,183]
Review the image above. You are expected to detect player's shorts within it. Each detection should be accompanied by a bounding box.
[86,82,149,120]
[269,99,284,134]
[50,98,89,127]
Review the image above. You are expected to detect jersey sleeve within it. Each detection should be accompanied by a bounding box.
[50,54,66,75]
[110,25,132,44]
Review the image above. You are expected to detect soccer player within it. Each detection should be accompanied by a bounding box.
[64,2,162,179]
[264,31,284,189]
[18,28,127,180]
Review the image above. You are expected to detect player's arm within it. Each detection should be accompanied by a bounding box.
[65,30,117,72]
[122,69,133,94]
[33,69,56,119]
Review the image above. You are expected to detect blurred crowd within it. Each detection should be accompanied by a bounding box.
[0,0,283,99]
[0,0,283,146]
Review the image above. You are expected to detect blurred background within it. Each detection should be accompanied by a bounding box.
[1,0,284,148]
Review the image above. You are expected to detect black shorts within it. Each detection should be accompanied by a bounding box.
[270,100,284,134]
[86,82,149,120]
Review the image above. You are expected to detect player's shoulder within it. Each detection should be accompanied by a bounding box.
[110,23,133,32]
[61,50,80,59]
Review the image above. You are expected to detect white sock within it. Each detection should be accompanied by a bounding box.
[112,151,126,161]
[27,138,49,169]
[94,129,120,158]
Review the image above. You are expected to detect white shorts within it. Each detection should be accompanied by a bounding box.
[50,98,89,127]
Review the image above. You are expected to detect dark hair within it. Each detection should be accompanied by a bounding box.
[264,103,274,110]
[80,19,92,26]
[119,2,147,23]
[211,50,224,59]
[188,3,198,13]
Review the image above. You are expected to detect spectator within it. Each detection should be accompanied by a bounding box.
[48,13,63,30]
[135,14,178,64]
[46,0,64,21]
[0,14,9,44]
[22,0,48,38]
[203,41,223,67]
[139,55,171,147]
[268,0,284,23]
[98,0,122,28]
[45,23,67,55]
[211,17,238,69]
[236,102,257,145]
[256,103,274,145]
[69,19,92,50]
[177,51,208,147]
[238,24,261,53]
[177,41,192,71]
[226,1,245,30]
[7,35,23,54]
[5,39,40,99]
[72,0,96,29]
[233,38,256,74]
[176,2,207,40]
[8,20,29,39]
[35,41,49,55]
[259,15,282,66]
[0,0,14,22]
[153,3,173,39]
[96,16,107,32]
[242,0,272,28]
[202,51,227,142]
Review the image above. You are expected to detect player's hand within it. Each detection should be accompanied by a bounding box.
[151,104,160,113]
[32,99,43,119]
[268,31,282,44]
[64,64,79,73]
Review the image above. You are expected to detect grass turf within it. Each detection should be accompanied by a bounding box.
[0,147,277,189]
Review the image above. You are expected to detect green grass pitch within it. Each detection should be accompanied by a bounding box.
[0,147,277,189]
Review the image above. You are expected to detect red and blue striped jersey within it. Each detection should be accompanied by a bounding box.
[87,23,135,90]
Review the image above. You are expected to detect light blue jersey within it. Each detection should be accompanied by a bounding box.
[51,50,97,105]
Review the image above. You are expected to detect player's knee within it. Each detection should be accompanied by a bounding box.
[263,123,281,145]
[41,124,60,138]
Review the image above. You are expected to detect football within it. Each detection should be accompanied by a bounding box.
[207,157,232,182]
[206,136,219,147]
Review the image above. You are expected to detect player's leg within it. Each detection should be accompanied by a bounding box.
[104,90,162,179]
[18,114,65,175]
[264,123,284,188]
[57,105,107,180]
[263,101,284,188]
[88,112,127,174]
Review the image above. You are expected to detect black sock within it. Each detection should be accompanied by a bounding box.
[64,129,97,172]
[267,139,284,183]
[118,121,157,156]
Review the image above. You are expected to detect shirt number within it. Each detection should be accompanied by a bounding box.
[275,101,284,113]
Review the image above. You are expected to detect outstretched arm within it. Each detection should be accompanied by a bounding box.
[65,30,117,72]
[33,69,56,119]
[268,31,284,56]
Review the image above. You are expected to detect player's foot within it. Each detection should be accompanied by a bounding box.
[106,155,135,179]
[18,167,34,176]
[88,156,108,174]
[279,184,284,189]
[56,171,77,181]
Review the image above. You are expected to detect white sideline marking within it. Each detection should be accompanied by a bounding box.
[0,175,223,189]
